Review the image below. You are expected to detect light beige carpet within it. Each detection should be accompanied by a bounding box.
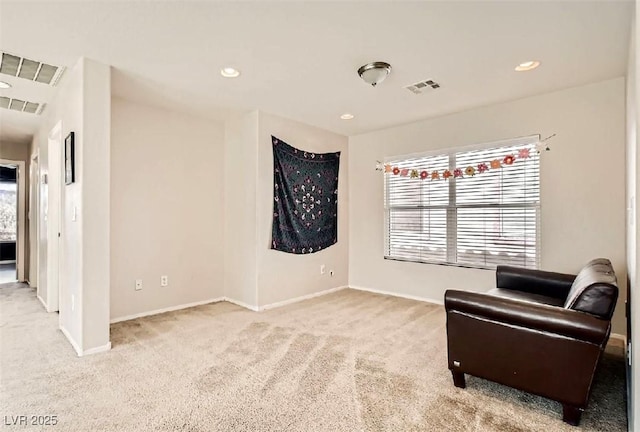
[0,283,627,431]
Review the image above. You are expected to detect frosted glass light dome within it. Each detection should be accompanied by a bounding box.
[357,62,392,87]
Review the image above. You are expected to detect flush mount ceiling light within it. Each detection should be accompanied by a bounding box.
[515,61,540,72]
[340,113,354,120]
[0,81,11,89]
[358,61,392,87]
[220,67,240,78]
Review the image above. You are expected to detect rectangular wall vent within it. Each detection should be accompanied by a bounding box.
[0,52,64,86]
[405,79,441,95]
[0,96,45,115]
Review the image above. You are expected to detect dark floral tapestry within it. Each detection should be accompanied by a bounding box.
[271,136,340,254]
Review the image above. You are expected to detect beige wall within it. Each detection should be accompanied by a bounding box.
[59,60,83,345]
[223,110,349,308]
[81,59,111,351]
[110,97,225,320]
[223,111,259,307]
[31,59,83,343]
[256,112,349,306]
[626,7,639,430]
[349,77,627,335]
[0,141,31,162]
[30,57,111,354]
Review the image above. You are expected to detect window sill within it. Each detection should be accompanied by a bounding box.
[383,255,499,271]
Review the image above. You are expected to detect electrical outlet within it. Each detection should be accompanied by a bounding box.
[320,265,326,275]
[135,279,143,291]
[330,270,334,277]
[161,276,168,287]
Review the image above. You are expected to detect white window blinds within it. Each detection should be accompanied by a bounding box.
[384,137,540,269]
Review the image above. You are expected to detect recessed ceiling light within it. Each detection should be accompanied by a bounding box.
[340,113,354,120]
[0,81,11,89]
[515,61,540,72]
[220,67,240,78]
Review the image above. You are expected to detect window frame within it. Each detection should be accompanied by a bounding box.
[384,135,541,270]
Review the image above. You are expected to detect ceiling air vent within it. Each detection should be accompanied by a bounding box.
[405,79,441,95]
[0,96,45,115]
[0,52,64,86]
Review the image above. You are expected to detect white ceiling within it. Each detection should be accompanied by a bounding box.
[0,1,632,145]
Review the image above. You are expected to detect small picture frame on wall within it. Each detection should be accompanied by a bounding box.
[64,132,75,185]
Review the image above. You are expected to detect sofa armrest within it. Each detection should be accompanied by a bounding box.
[445,290,610,346]
[496,266,576,300]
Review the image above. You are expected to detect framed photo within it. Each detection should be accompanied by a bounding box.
[64,132,75,185]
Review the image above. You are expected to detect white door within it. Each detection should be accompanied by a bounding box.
[46,123,62,312]
[29,154,39,288]
[38,157,48,306]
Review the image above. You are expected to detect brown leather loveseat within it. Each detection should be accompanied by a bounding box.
[444,258,619,426]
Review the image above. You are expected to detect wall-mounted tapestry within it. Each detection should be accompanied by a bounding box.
[271,136,340,254]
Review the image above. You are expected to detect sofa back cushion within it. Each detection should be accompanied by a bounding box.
[564,258,618,319]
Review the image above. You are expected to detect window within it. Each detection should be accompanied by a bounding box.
[384,137,540,269]
[0,181,17,242]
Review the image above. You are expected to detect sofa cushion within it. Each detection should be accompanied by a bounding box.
[564,258,618,319]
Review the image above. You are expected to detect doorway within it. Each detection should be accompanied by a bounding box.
[38,122,62,312]
[0,159,26,284]
[0,164,17,283]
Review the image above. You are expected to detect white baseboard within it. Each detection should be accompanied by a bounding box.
[260,286,348,311]
[60,325,112,357]
[610,333,626,341]
[226,286,348,312]
[107,285,426,326]
[349,285,445,306]
[59,325,83,357]
[350,286,629,345]
[82,342,112,356]
[609,333,626,348]
[36,294,48,311]
[224,297,260,312]
[110,297,226,323]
